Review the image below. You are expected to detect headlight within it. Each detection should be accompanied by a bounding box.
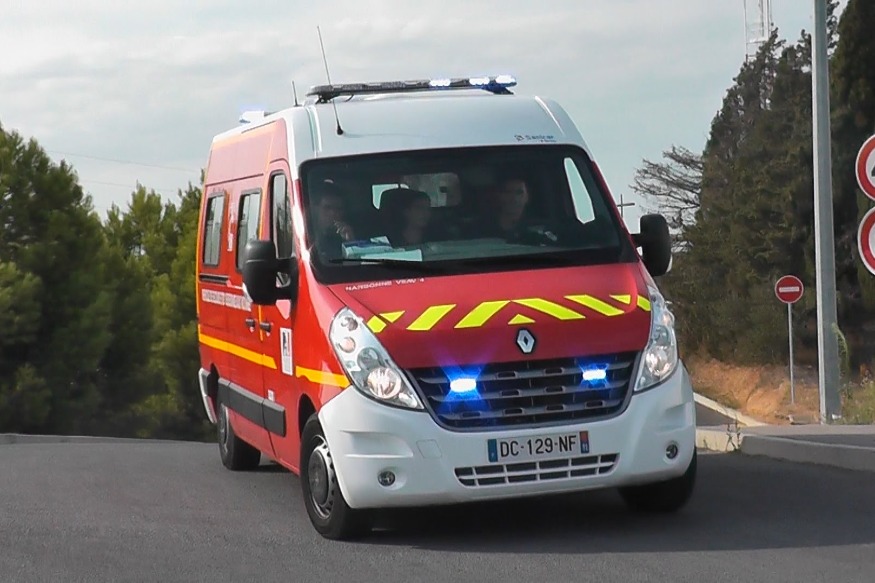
[634,283,679,392]
[328,307,424,410]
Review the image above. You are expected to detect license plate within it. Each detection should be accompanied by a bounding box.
[487,431,590,463]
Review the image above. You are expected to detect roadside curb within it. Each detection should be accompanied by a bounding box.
[694,392,767,428]
[696,426,743,453]
[0,434,195,446]
[740,434,875,473]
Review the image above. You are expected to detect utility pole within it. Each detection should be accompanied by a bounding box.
[617,193,635,220]
[811,0,843,423]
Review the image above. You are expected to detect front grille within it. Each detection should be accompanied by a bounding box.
[455,453,619,487]
[406,352,638,431]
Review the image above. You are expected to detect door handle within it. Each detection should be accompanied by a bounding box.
[245,318,256,329]
[259,322,272,333]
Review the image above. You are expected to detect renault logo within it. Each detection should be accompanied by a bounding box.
[516,329,536,354]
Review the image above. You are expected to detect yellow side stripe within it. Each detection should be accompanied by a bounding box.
[566,294,625,317]
[513,298,585,321]
[295,366,349,388]
[198,330,277,370]
[455,300,510,329]
[611,294,632,305]
[509,314,535,325]
[407,304,456,331]
[637,296,651,311]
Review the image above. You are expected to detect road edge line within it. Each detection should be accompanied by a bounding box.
[739,434,875,473]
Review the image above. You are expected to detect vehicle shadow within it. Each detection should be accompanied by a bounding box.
[350,452,875,553]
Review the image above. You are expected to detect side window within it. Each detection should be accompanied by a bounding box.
[202,193,225,267]
[236,191,262,270]
[564,157,596,224]
[271,173,295,259]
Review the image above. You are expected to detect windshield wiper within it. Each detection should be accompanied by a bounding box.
[327,258,446,272]
[455,252,572,266]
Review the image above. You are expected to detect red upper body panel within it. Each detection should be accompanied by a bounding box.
[324,262,652,369]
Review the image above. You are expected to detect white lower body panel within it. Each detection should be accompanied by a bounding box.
[318,364,696,509]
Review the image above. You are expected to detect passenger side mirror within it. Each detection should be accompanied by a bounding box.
[242,240,299,305]
[632,214,672,278]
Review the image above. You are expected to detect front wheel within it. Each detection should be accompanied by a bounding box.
[619,449,697,513]
[300,414,372,540]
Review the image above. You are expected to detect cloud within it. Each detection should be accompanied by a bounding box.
[0,0,841,221]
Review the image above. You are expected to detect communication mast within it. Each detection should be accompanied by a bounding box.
[743,0,773,61]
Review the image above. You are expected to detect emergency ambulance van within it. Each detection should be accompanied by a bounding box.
[195,75,696,540]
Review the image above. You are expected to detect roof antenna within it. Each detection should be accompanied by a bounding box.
[317,25,344,135]
[291,80,299,107]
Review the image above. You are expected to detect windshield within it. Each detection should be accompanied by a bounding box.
[301,145,636,283]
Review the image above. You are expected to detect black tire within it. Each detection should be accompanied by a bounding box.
[619,449,697,513]
[300,414,372,540]
[217,400,262,471]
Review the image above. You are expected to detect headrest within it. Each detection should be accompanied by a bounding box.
[379,187,429,215]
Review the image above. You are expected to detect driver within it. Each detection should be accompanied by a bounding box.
[481,174,532,238]
[309,179,356,259]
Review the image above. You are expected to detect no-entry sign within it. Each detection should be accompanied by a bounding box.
[856,135,875,202]
[775,275,804,304]
[859,207,875,277]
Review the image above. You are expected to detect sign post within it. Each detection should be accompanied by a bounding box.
[775,275,804,405]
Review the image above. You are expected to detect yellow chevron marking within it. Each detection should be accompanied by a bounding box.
[566,294,625,317]
[611,294,632,305]
[198,328,277,369]
[366,316,387,333]
[295,366,349,388]
[455,301,510,329]
[367,311,405,334]
[637,296,651,311]
[508,314,535,325]
[407,304,457,331]
[513,298,585,321]
[381,311,405,323]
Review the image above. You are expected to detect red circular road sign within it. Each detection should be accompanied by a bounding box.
[859,207,875,277]
[775,275,804,304]
[856,135,875,202]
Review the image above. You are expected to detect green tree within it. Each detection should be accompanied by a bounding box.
[0,123,113,434]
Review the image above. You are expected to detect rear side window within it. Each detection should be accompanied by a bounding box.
[202,193,225,267]
[236,191,262,270]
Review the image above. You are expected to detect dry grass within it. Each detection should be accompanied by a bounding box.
[686,356,875,425]
[842,381,875,425]
[686,356,823,425]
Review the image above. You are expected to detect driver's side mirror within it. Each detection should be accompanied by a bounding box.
[242,239,298,305]
[632,214,672,277]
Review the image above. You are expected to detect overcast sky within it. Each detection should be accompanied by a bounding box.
[0,0,847,227]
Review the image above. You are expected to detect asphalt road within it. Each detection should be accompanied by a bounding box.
[2,440,874,583]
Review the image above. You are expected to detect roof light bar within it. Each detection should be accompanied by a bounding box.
[306,75,517,103]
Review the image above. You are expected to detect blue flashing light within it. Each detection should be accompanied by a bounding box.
[449,377,478,394]
[582,368,608,383]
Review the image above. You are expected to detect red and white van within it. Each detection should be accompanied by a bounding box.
[195,75,696,540]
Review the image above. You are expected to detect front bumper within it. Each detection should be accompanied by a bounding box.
[198,368,218,425]
[318,363,697,510]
